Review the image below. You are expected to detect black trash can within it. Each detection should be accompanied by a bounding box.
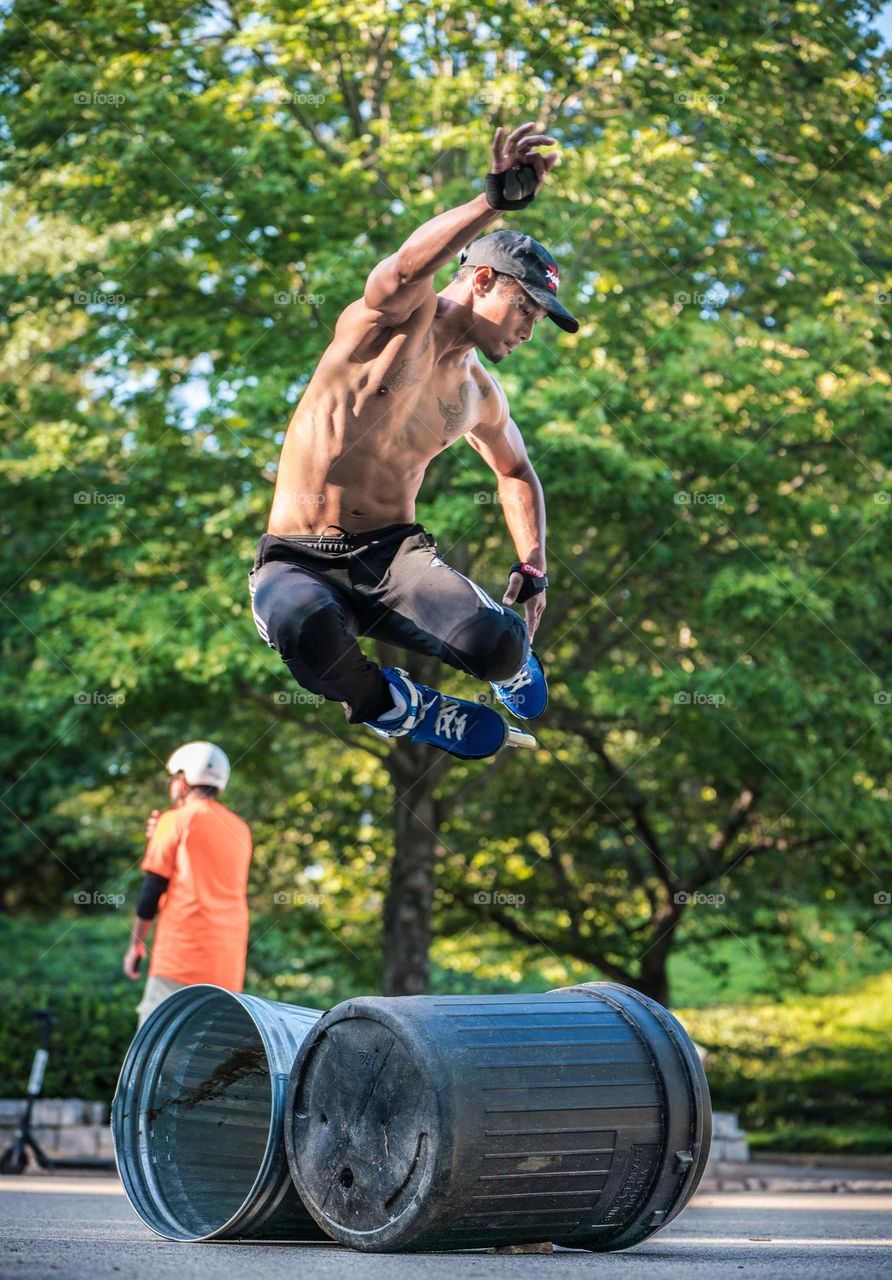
[112,984,329,1241]
[284,983,710,1252]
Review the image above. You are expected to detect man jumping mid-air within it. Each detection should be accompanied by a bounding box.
[250,122,579,760]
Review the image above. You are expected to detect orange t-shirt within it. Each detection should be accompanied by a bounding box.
[140,796,253,989]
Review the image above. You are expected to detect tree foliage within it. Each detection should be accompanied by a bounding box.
[1,0,890,1001]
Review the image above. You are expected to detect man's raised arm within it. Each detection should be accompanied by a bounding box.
[363,122,559,323]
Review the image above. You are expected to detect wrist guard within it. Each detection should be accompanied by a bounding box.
[509,561,548,603]
[485,164,538,210]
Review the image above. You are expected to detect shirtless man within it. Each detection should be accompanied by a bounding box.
[249,122,579,759]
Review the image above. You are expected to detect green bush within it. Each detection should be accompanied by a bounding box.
[678,972,892,1145]
[748,1126,892,1155]
[0,984,136,1101]
[0,916,134,1098]
[0,911,346,1099]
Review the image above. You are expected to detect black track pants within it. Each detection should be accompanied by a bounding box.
[249,522,529,724]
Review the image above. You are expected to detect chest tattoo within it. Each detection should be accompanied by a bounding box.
[387,330,431,391]
[437,379,483,434]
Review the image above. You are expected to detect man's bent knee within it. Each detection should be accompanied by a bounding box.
[252,574,339,665]
[447,611,528,683]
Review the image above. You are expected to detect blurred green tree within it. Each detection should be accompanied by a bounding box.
[0,0,890,1002]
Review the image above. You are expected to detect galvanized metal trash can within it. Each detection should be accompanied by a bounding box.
[112,984,328,1241]
[284,983,710,1251]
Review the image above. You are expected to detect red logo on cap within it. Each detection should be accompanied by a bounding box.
[545,265,560,293]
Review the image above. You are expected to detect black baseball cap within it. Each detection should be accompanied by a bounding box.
[459,230,579,334]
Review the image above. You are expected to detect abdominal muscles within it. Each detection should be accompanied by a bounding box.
[267,398,433,534]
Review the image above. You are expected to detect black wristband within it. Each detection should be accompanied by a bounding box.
[484,165,538,211]
[509,561,548,603]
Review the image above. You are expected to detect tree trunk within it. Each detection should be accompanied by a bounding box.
[633,903,682,1006]
[380,650,450,996]
[382,743,440,995]
[631,966,670,1007]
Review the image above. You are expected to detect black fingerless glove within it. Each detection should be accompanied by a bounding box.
[509,561,548,603]
[485,164,538,210]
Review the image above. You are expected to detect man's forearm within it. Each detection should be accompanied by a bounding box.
[129,915,153,946]
[498,470,546,569]
[395,194,501,284]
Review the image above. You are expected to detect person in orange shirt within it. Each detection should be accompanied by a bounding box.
[122,741,253,1027]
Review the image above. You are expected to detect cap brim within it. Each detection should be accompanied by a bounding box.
[520,283,579,334]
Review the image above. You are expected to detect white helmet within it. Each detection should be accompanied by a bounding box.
[166,741,230,792]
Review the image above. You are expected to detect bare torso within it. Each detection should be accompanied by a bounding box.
[267,294,501,535]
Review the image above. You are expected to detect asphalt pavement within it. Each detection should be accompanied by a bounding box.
[1,1177,891,1279]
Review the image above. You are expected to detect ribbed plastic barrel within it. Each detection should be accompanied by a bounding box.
[112,984,328,1241]
[284,983,710,1252]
